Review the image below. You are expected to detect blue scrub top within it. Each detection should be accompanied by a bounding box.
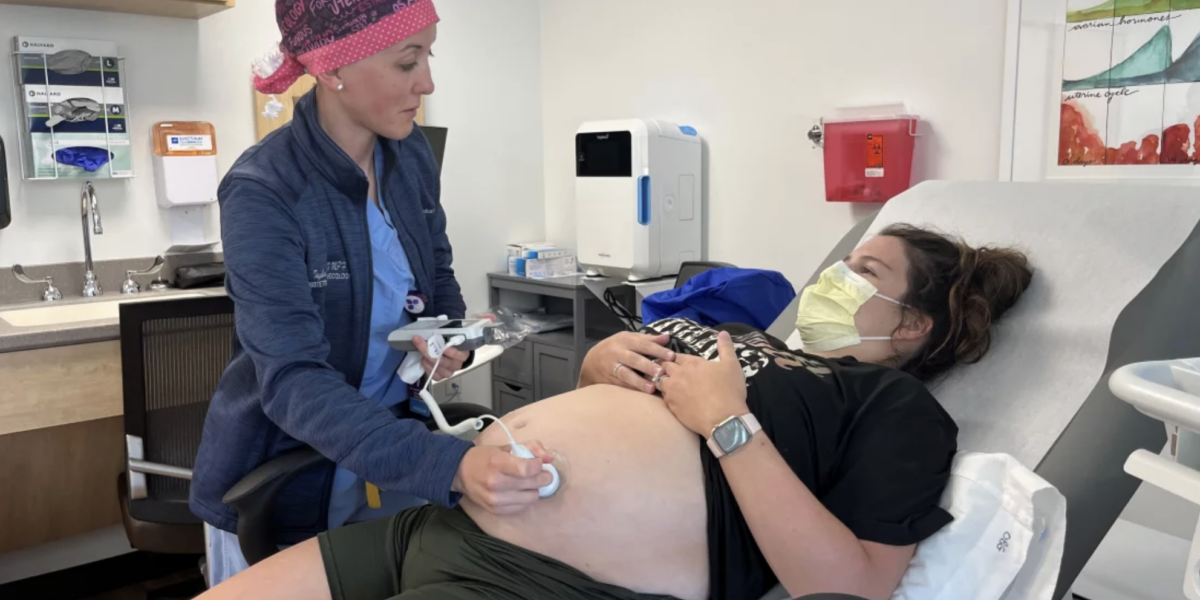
[327,145,425,529]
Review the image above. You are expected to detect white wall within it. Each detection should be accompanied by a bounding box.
[0,0,544,317]
[419,0,544,313]
[193,0,278,176]
[540,0,1009,285]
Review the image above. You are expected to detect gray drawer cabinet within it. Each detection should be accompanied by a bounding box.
[493,379,533,415]
[491,341,578,414]
[532,343,577,401]
[493,341,533,385]
[487,272,630,414]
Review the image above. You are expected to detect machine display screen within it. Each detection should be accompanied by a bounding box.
[437,320,469,329]
[576,131,632,177]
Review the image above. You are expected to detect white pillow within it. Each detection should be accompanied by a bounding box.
[891,452,1066,600]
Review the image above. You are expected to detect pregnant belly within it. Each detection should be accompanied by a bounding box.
[463,385,709,600]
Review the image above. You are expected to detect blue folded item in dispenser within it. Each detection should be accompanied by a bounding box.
[55,146,113,172]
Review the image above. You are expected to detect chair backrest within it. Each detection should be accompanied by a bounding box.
[421,125,448,174]
[673,261,735,289]
[121,295,234,512]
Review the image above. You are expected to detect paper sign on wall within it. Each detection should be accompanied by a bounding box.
[167,135,213,152]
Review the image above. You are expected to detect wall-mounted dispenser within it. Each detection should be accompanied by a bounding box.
[151,122,218,252]
[12,36,134,181]
[0,134,11,230]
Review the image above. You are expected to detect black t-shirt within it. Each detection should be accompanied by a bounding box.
[641,319,958,600]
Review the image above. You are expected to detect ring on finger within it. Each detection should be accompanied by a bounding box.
[613,362,626,377]
[651,371,669,389]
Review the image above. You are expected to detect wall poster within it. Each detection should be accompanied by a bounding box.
[1003,0,1200,180]
[1059,1,1200,167]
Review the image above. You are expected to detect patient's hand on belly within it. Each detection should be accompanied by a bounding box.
[462,385,710,600]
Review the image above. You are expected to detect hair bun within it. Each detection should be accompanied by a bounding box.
[951,244,1033,364]
[878,223,1033,382]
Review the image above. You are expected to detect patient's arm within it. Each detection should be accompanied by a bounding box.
[722,434,913,600]
[657,333,913,600]
[196,539,331,600]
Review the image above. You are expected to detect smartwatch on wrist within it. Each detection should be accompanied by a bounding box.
[706,413,762,458]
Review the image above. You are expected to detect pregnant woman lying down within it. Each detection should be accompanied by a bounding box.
[199,224,1033,600]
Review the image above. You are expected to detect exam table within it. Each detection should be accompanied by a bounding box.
[226,180,1200,600]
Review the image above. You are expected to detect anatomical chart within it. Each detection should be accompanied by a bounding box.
[1059,0,1200,166]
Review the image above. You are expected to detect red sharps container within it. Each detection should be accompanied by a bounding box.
[822,115,919,203]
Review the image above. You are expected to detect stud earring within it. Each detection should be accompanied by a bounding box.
[336,83,344,91]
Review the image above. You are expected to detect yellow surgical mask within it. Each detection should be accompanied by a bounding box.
[796,261,905,352]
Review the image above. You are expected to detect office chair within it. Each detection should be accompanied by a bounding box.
[674,261,735,289]
[114,293,489,568]
[119,295,234,554]
[117,295,235,596]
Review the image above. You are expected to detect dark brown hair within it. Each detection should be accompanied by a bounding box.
[881,223,1033,382]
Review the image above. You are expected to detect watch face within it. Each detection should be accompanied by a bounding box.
[713,418,750,454]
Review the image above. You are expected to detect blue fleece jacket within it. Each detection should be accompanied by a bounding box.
[189,90,472,543]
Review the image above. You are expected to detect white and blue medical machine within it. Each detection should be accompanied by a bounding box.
[575,119,703,281]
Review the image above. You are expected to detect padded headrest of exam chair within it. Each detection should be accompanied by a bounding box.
[765,181,1200,599]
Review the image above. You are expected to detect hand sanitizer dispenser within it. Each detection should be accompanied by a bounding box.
[152,122,219,251]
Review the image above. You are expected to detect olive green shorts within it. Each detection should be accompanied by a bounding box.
[317,504,678,600]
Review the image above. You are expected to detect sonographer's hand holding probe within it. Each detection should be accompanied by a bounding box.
[510,441,561,498]
[410,333,562,513]
[453,441,557,515]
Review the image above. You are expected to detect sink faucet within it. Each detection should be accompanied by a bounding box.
[12,265,62,302]
[81,181,103,297]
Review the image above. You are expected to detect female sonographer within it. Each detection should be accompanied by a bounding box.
[189,0,552,587]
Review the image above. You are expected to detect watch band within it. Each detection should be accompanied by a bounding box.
[706,413,762,458]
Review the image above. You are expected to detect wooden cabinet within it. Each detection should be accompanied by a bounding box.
[0,417,124,554]
[0,341,125,553]
[0,341,122,436]
[0,0,235,19]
